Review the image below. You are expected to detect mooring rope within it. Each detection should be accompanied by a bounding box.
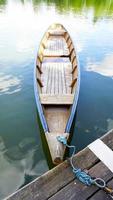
[57,136,113,198]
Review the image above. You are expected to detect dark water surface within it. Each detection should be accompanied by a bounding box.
[0,0,113,199]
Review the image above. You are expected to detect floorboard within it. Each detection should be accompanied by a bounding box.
[41,62,72,94]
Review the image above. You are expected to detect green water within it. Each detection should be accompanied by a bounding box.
[0,0,113,199]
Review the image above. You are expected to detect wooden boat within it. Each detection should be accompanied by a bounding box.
[34,23,80,165]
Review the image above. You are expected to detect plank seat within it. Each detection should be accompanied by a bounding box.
[43,36,69,57]
[48,30,66,36]
[40,94,74,105]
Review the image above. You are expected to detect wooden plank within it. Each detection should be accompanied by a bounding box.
[68,41,72,49]
[36,64,42,74]
[66,35,70,43]
[44,55,69,58]
[39,45,44,55]
[38,54,43,63]
[61,64,66,94]
[69,48,74,57]
[70,77,77,88]
[37,56,42,65]
[64,32,69,41]
[64,64,72,94]
[6,130,113,200]
[37,78,43,87]
[51,64,55,94]
[69,45,74,55]
[40,94,74,105]
[49,30,65,34]
[89,179,113,200]
[70,52,76,65]
[67,38,72,48]
[42,42,46,49]
[58,64,63,94]
[72,64,77,74]
[46,65,51,94]
[55,64,59,94]
[50,66,53,94]
[45,106,70,133]
[49,162,113,200]
[41,63,48,93]
[48,30,66,36]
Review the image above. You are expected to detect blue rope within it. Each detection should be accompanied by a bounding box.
[57,136,113,198]
[73,168,93,186]
[57,136,97,186]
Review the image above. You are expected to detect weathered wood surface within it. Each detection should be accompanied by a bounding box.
[49,161,113,200]
[40,94,74,105]
[45,106,70,133]
[6,129,113,200]
[41,62,72,94]
[89,179,113,200]
[45,132,69,165]
[43,36,69,57]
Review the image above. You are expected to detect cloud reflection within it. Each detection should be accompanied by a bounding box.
[0,73,22,95]
[86,54,113,77]
[0,136,48,199]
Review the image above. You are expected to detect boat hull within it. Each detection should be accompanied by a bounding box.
[34,23,80,164]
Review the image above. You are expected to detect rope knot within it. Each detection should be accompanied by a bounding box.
[57,136,113,198]
[73,168,93,186]
[57,136,67,145]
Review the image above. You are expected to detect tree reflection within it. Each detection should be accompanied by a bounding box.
[33,0,113,18]
[0,0,113,18]
[0,0,6,5]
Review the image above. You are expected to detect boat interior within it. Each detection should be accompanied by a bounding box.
[36,24,78,134]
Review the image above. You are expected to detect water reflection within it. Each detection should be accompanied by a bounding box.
[0,0,113,199]
[0,73,22,95]
[107,118,113,130]
[0,136,48,199]
[1,0,113,18]
[86,54,113,77]
[33,0,113,18]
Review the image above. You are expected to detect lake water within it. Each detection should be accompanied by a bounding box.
[0,0,113,199]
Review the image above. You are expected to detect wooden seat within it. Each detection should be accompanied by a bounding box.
[48,30,66,36]
[40,94,74,105]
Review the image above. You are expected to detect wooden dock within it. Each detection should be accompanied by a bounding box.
[6,129,113,200]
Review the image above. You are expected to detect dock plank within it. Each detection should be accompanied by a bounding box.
[88,179,113,200]
[49,162,113,200]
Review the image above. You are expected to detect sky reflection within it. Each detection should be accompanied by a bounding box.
[0,73,22,95]
[86,54,113,77]
[0,135,48,199]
